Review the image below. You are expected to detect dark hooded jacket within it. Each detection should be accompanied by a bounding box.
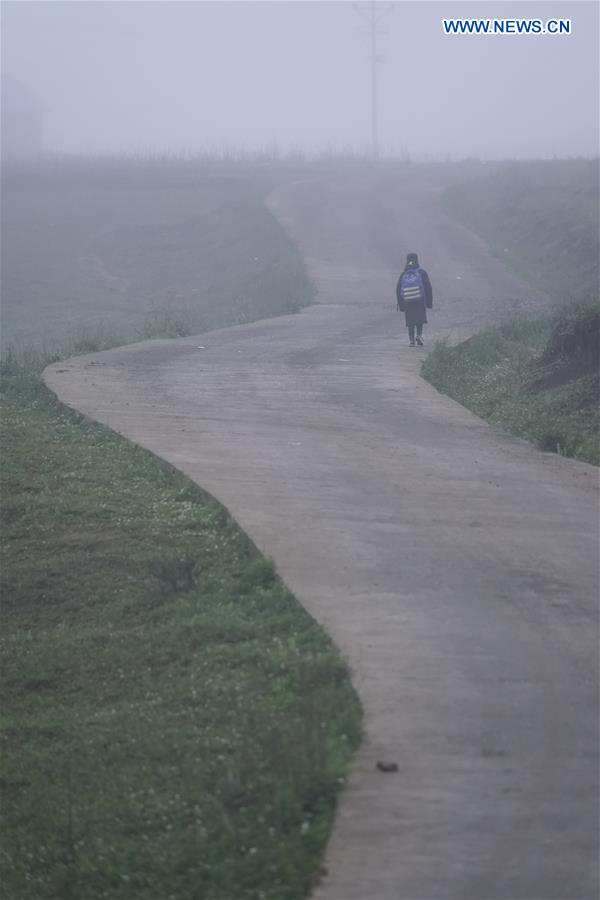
[396,255,433,327]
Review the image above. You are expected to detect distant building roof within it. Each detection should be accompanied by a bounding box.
[2,74,44,158]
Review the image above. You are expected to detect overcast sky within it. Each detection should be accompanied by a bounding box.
[2,0,598,159]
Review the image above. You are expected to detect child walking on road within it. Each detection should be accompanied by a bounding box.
[396,252,433,346]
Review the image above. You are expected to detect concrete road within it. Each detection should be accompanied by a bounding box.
[45,168,599,900]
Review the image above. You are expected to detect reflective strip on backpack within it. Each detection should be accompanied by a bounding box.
[401,268,425,303]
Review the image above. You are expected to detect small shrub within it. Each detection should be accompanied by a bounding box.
[148,553,199,596]
[0,346,21,376]
[237,558,277,594]
[71,336,101,354]
[138,305,195,339]
[542,297,600,373]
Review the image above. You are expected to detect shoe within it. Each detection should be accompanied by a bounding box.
[416,335,424,346]
[409,340,415,347]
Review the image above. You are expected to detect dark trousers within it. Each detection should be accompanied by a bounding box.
[408,324,423,341]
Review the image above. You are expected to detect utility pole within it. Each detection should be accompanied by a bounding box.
[353,1,394,159]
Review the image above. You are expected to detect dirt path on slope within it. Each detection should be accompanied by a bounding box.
[45,167,598,900]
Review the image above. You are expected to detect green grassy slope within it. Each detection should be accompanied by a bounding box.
[424,161,599,465]
[444,159,598,301]
[423,304,599,464]
[1,375,361,900]
[1,159,315,358]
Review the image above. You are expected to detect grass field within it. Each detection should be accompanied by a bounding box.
[2,158,316,359]
[426,161,599,465]
[1,158,360,899]
[1,376,361,900]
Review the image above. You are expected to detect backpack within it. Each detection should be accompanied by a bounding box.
[400,268,425,304]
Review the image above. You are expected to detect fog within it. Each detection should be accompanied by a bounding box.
[1,0,598,159]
